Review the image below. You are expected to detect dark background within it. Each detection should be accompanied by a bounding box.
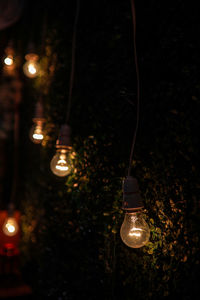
[0,0,200,299]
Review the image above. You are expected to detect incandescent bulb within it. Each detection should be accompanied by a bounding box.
[23,61,39,78]
[29,122,44,144]
[2,217,19,237]
[120,212,150,248]
[4,55,14,66]
[3,47,15,73]
[28,63,37,74]
[50,148,73,177]
[23,53,40,78]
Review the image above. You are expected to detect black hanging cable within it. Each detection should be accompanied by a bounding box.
[127,0,140,176]
[66,0,80,123]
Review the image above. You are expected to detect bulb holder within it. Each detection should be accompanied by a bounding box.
[122,176,143,212]
[56,124,71,149]
[5,46,14,56]
[25,53,39,62]
[32,101,45,122]
[33,118,45,123]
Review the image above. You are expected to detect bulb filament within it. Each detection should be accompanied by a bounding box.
[28,63,36,74]
[33,133,44,140]
[6,223,15,233]
[55,159,69,171]
[4,57,13,66]
[129,227,142,237]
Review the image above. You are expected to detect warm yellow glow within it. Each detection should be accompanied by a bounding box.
[4,56,13,66]
[129,227,142,237]
[50,149,73,177]
[55,159,69,171]
[33,133,44,140]
[28,63,37,74]
[6,223,15,233]
[2,217,19,237]
[23,57,40,78]
[30,124,44,144]
[120,212,150,248]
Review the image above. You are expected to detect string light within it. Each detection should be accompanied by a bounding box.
[50,125,73,177]
[3,46,15,72]
[23,53,40,78]
[29,101,45,144]
[30,123,44,142]
[2,70,21,238]
[120,177,150,248]
[50,0,80,177]
[2,217,19,237]
[120,0,150,248]
[4,55,14,66]
[2,203,19,237]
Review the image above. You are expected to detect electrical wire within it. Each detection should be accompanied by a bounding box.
[66,0,80,123]
[127,0,140,176]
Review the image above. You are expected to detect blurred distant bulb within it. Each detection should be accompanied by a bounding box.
[50,148,73,177]
[3,46,15,73]
[23,61,39,78]
[28,63,37,74]
[4,55,14,66]
[23,53,40,78]
[29,122,44,144]
[120,212,150,248]
[2,217,19,237]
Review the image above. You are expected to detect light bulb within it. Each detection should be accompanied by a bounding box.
[23,61,40,78]
[3,50,15,73]
[29,122,44,144]
[28,63,37,74]
[23,53,40,78]
[2,217,19,237]
[4,55,14,66]
[50,148,73,177]
[120,212,150,248]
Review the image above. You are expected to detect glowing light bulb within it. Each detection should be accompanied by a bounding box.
[29,122,44,144]
[4,55,14,66]
[3,48,15,73]
[23,61,39,78]
[120,212,150,248]
[23,53,40,78]
[50,149,73,177]
[2,217,19,237]
[28,63,36,74]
